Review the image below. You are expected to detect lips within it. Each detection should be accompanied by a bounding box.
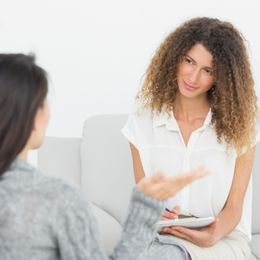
[183,80,199,91]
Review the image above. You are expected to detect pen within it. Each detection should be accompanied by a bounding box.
[165,208,198,218]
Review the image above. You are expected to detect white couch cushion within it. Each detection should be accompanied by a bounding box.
[81,114,135,224]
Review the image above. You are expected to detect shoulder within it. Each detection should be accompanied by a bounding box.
[16,166,91,214]
[122,107,158,146]
[127,106,170,133]
[129,106,154,126]
[36,174,95,226]
[40,174,87,206]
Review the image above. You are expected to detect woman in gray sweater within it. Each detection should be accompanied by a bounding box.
[0,53,207,260]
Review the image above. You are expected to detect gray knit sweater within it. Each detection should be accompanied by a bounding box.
[0,159,164,260]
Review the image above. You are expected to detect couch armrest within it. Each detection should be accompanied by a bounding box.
[38,136,81,186]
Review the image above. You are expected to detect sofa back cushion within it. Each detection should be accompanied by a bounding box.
[81,114,135,224]
[38,137,81,185]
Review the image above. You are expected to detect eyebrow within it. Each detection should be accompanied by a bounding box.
[185,55,213,70]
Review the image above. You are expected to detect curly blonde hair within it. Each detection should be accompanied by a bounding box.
[138,17,258,153]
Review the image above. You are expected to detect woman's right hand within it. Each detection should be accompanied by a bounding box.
[137,166,209,200]
[160,206,180,220]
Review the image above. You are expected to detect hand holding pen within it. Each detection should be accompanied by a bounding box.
[160,206,181,220]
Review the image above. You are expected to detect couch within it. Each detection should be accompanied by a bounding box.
[38,114,260,259]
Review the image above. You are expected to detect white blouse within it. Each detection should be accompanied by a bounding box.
[122,108,257,240]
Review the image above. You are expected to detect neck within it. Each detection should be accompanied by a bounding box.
[18,148,29,161]
[174,93,210,121]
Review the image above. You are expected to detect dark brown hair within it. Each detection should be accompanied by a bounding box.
[0,53,48,176]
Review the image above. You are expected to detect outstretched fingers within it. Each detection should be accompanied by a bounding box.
[174,166,209,186]
[162,166,210,198]
[137,166,209,200]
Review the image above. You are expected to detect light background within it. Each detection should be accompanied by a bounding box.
[1,0,259,163]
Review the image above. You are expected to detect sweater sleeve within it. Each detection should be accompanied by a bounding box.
[54,185,164,260]
[109,187,165,260]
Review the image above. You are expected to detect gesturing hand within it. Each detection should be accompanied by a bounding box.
[137,166,209,200]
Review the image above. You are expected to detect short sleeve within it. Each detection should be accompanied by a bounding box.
[121,114,139,149]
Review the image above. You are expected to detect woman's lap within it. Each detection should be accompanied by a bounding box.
[151,231,251,260]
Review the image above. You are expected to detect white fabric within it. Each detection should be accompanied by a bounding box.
[157,230,251,260]
[122,108,254,240]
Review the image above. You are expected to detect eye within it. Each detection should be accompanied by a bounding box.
[203,68,213,75]
[184,57,193,65]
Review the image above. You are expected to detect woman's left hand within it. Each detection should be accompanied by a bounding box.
[160,218,220,247]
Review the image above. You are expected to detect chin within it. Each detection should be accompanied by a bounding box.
[31,140,44,150]
[179,87,200,98]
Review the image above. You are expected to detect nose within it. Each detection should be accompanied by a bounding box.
[189,68,200,84]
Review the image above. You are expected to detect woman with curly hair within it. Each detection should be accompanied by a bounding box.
[122,17,259,259]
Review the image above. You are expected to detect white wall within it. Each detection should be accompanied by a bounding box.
[1,0,260,138]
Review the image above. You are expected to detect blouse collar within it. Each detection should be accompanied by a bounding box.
[152,109,213,132]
